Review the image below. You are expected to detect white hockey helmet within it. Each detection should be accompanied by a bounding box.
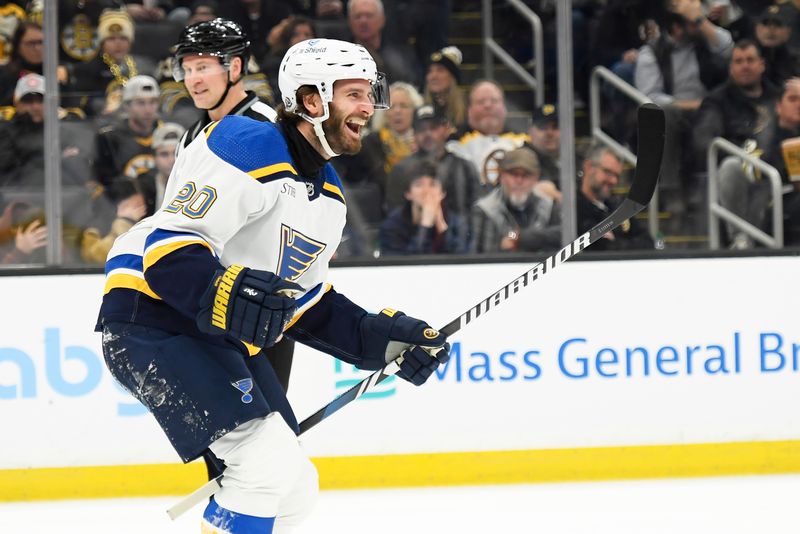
[278,39,389,157]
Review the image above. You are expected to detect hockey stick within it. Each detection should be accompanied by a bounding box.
[167,103,665,520]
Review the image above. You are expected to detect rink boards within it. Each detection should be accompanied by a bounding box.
[1,256,800,500]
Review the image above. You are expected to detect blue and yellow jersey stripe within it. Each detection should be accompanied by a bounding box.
[143,228,215,271]
[103,253,161,300]
[321,166,346,204]
[248,162,298,183]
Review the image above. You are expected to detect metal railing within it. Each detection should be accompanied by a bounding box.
[589,65,659,238]
[482,0,544,108]
[708,137,784,249]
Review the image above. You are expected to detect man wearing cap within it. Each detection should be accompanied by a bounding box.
[0,74,45,187]
[423,46,466,132]
[386,104,482,224]
[753,3,800,88]
[136,122,186,216]
[93,75,162,189]
[528,103,561,187]
[471,146,561,253]
[65,9,155,116]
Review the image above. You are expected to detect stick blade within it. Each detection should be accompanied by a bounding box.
[627,103,665,206]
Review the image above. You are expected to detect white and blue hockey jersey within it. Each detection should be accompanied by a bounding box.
[97,116,365,358]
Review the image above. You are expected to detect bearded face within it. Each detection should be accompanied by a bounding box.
[321,79,375,155]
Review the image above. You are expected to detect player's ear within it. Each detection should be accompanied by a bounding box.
[301,91,324,118]
[230,56,243,79]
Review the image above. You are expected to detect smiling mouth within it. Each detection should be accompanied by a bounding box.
[345,117,366,136]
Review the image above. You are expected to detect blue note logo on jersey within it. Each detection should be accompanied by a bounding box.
[232,379,253,404]
[277,225,326,281]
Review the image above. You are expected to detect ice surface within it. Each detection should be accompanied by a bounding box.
[2,475,799,533]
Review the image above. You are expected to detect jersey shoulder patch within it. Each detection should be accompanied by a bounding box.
[205,116,296,182]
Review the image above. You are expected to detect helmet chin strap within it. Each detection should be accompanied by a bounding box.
[302,103,339,159]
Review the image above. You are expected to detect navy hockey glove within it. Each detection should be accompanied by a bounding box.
[360,309,450,386]
[196,264,302,348]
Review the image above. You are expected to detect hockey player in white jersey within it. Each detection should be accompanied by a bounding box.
[97,39,450,533]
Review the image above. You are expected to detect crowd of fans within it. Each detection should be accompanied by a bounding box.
[1,0,800,266]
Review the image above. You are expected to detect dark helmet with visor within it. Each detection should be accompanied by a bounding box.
[172,18,250,82]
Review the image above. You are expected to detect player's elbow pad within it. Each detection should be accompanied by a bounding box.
[196,264,302,349]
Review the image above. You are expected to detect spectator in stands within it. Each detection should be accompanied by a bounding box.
[0,74,44,187]
[472,146,561,253]
[379,159,469,255]
[693,39,778,169]
[80,179,148,264]
[0,1,26,66]
[577,144,653,251]
[347,0,419,87]
[186,0,220,26]
[0,201,47,265]
[57,0,111,64]
[634,0,732,221]
[93,75,161,188]
[219,0,293,60]
[388,0,451,79]
[448,80,528,188]
[753,3,800,88]
[0,21,44,107]
[314,0,350,41]
[386,105,482,224]
[716,77,800,248]
[65,9,156,117]
[123,1,167,22]
[527,103,561,192]
[423,46,466,134]
[262,15,315,102]
[136,122,185,215]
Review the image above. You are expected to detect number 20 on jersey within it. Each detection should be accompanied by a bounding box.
[164,181,218,218]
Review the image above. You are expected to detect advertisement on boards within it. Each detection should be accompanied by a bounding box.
[1,257,799,468]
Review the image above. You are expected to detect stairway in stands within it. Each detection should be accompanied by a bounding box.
[448,4,590,137]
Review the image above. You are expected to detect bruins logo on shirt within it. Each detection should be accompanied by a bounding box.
[123,154,155,178]
[0,4,25,65]
[277,224,326,281]
[60,14,99,61]
[482,148,507,186]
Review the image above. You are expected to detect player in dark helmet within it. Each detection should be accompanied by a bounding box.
[172,18,277,149]
[172,18,254,112]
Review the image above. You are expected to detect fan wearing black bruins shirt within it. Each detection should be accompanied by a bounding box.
[169,18,286,483]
